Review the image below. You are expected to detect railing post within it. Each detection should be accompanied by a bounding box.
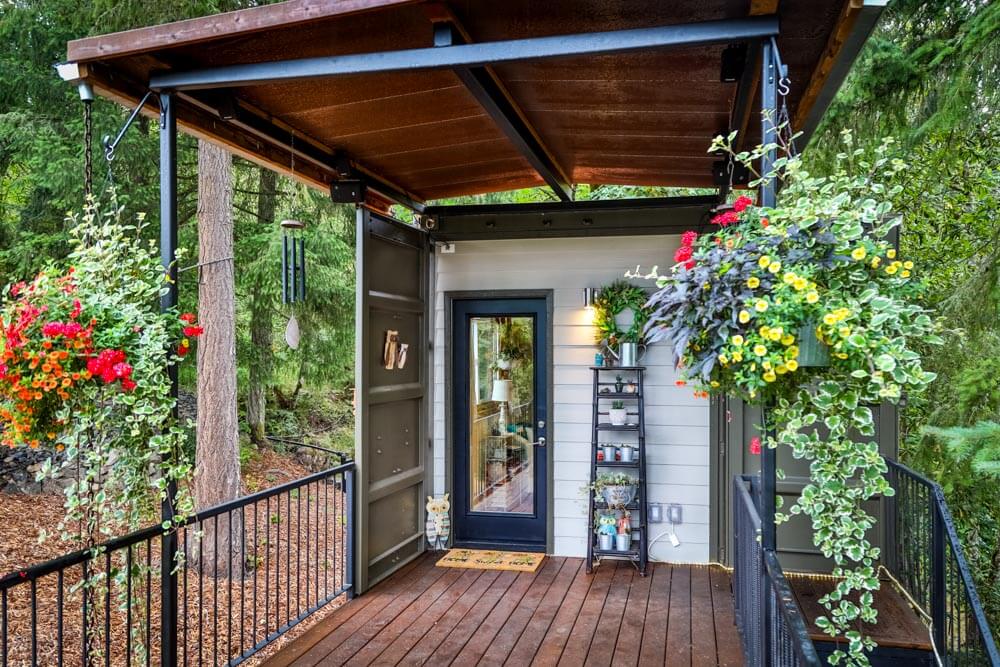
[345,464,355,599]
[759,37,779,666]
[159,90,179,667]
[931,491,946,656]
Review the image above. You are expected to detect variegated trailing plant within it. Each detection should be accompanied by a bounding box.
[634,130,941,666]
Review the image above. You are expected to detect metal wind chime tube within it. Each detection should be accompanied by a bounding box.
[281,219,307,304]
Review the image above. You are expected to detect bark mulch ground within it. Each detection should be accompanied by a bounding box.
[0,450,350,667]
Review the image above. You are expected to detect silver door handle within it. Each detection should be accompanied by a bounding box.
[530,437,546,447]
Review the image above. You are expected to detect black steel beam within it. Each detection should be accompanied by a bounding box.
[426,196,717,241]
[158,91,180,667]
[434,23,573,202]
[149,16,780,91]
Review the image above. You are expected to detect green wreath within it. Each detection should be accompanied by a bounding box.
[592,280,651,347]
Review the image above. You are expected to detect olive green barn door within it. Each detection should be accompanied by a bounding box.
[355,209,430,593]
[715,396,898,571]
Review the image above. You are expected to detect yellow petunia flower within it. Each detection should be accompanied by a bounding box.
[732,335,744,346]
[781,334,794,346]
[787,346,799,359]
[763,371,777,383]
[768,329,782,342]
[755,300,769,312]
[732,351,744,362]
[759,325,770,338]
[758,255,771,268]
[835,352,849,359]
[838,326,852,338]
[871,257,882,269]
[776,365,788,375]
[718,354,729,365]
[710,381,720,388]
[753,344,767,357]
[901,270,911,278]
[783,272,796,285]
[851,246,867,261]
[903,260,914,270]
[739,310,752,324]
[887,248,897,259]
[793,277,807,291]
[806,291,819,304]
[786,359,799,372]
[762,360,772,370]
[768,261,781,274]
[747,276,760,289]
[823,313,837,326]
[886,265,898,275]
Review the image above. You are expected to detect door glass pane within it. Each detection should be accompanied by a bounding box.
[469,316,534,514]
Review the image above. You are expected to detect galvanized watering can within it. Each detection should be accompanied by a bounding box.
[607,341,646,367]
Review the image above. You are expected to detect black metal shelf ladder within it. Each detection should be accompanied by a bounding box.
[587,366,649,575]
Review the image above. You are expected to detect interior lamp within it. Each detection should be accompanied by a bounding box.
[490,378,512,403]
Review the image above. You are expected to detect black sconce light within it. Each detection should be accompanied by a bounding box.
[720,43,748,83]
[281,218,306,304]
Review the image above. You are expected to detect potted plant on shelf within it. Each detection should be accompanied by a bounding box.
[601,442,618,462]
[616,513,632,551]
[590,472,637,507]
[620,442,636,463]
[596,513,616,551]
[608,400,627,426]
[637,131,940,666]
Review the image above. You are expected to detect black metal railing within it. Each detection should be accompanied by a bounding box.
[884,458,1000,666]
[732,475,821,667]
[0,460,354,666]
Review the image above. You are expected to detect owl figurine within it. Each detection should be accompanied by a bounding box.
[597,514,617,536]
[425,494,451,550]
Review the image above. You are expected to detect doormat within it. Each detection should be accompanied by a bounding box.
[436,549,545,572]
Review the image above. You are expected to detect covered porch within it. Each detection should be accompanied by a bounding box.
[35,0,997,666]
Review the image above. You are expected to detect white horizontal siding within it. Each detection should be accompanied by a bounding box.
[432,236,711,562]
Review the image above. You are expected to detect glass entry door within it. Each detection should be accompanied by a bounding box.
[452,298,547,550]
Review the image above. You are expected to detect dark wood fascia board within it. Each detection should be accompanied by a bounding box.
[66,0,421,62]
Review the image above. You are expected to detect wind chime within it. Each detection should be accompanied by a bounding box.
[281,133,307,349]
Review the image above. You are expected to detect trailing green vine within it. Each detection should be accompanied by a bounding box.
[640,131,941,666]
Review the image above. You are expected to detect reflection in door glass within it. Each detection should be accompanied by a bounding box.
[469,316,534,514]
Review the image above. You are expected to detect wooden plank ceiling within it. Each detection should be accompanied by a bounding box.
[67,0,851,202]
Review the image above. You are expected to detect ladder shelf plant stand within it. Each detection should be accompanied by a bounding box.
[587,366,649,576]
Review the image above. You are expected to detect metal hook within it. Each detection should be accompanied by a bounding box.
[778,77,791,98]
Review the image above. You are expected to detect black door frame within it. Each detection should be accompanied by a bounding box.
[444,290,554,553]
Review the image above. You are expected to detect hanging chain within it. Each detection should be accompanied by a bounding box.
[83,99,94,199]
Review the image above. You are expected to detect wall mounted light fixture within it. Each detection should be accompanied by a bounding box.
[583,287,596,310]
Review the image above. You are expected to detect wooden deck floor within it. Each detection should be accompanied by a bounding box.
[263,553,744,666]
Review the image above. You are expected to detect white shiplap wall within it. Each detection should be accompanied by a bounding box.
[432,236,711,563]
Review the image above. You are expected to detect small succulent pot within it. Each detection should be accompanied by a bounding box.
[602,444,618,461]
[615,533,632,551]
[619,445,635,463]
[598,533,614,551]
[609,405,627,426]
[602,484,637,507]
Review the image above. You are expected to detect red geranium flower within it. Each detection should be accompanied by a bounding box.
[749,436,762,455]
[680,230,698,247]
[179,313,197,324]
[674,245,693,263]
[711,210,739,227]
[732,195,754,213]
[684,260,696,270]
[182,325,204,338]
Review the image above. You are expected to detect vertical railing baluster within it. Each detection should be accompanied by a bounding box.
[212,515,219,666]
[240,504,246,657]
[2,587,8,667]
[253,501,258,649]
[227,511,233,663]
[57,570,64,667]
[145,541,151,667]
[126,545,132,667]
[286,489,292,626]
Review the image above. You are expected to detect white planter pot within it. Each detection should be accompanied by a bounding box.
[602,485,637,507]
[609,408,627,425]
[598,533,614,551]
[496,358,512,370]
[615,533,632,551]
[620,446,635,463]
[602,445,618,461]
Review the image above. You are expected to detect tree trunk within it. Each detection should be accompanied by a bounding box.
[194,140,243,579]
[247,167,277,446]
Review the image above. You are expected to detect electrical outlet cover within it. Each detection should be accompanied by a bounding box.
[669,532,681,547]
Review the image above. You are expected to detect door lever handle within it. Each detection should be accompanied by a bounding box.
[530,437,546,447]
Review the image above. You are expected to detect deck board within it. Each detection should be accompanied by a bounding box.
[262,554,745,666]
